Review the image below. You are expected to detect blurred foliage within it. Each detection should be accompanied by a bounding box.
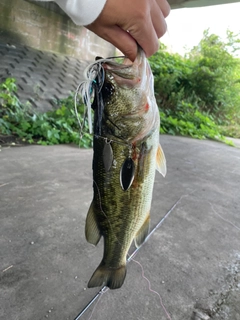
[149,30,240,143]
[0,78,92,147]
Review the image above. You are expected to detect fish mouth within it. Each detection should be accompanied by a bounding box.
[103,48,148,89]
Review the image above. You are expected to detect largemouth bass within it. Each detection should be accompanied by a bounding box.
[83,48,166,290]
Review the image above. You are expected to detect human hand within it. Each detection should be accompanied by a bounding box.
[86,0,170,61]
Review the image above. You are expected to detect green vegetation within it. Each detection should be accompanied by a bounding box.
[149,30,240,143]
[0,78,92,147]
[1,30,240,147]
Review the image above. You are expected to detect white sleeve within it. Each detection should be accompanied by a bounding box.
[37,0,107,26]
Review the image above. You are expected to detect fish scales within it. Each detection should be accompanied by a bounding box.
[85,48,166,289]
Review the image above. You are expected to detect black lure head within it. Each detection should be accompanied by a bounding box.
[91,62,114,136]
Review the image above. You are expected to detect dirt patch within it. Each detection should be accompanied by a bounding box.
[0,134,34,147]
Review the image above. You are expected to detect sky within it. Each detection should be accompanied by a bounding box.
[161,2,240,55]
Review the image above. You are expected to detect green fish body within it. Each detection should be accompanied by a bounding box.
[85,49,166,290]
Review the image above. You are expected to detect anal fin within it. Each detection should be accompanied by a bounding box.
[134,213,150,248]
[156,144,167,177]
[85,201,101,245]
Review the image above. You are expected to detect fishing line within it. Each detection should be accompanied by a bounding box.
[74,55,128,138]
[87,287,109,320]
[131,257,172,320]
[74,287,108,320]
[73,196,184,320]
[209,201,240,232]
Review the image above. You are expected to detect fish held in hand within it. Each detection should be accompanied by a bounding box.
[82,48,166,290]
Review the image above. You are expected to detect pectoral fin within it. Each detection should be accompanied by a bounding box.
[134,214,150,248]
[156,144,167,177]
[85,201,101,245]
[103,142,113,172]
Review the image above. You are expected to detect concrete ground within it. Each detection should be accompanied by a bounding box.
[0,135,240,320]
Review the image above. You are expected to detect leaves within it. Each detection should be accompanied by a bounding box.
[160,103,229,143]
[0,78,93,147]
[148,30,240,144]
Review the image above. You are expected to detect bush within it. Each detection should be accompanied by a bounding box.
[0,78,92,147]
[148,30,240,144]
[187,30,240,119]
[160,102,233,145]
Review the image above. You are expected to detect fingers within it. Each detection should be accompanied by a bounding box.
[125,1,166,58]
[86,0,171,61]
[108,29,138,61]
[156,0,171,18]
[126,15,160,59]
[88,24,138,62]
[151,1,168,39]
[128,0,170,58]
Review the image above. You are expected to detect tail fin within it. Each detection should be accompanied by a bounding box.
[88,262,127,290]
